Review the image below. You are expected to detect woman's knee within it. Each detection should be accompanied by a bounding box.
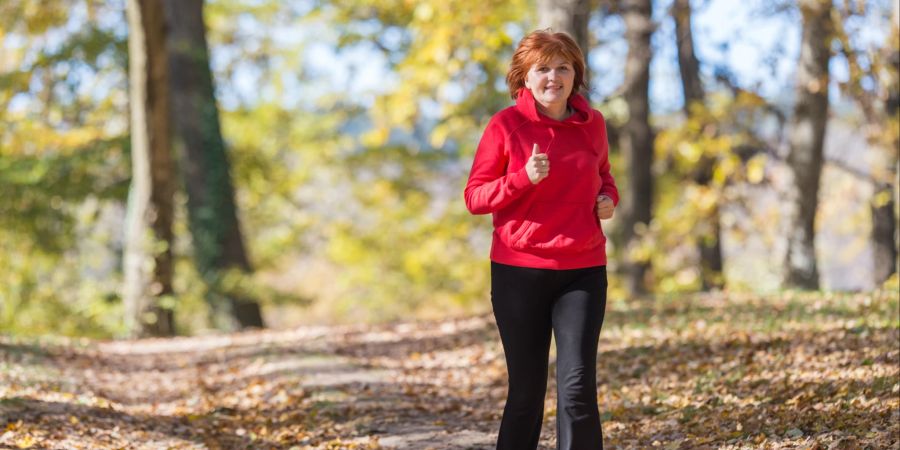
[558,366,598,402]
[506,379,547,408]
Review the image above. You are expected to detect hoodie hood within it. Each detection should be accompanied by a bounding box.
[515,87,593,125]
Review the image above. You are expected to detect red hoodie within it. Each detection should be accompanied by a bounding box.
[464,88,619,270]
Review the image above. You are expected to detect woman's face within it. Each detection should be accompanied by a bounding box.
[524,55,575,110]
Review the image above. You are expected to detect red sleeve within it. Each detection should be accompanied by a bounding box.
[597,118,620,206]
[464,119,534,215]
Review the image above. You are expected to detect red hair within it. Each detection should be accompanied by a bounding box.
[506,29,588,100]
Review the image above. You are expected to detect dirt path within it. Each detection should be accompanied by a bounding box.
[1,315,508,449]
[2,292,898,449]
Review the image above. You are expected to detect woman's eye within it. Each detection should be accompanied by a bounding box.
[537,67,550,72]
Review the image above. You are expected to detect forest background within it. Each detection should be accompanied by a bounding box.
[1,0,897,338]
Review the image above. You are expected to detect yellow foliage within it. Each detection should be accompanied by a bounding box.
[746,154,767,184]
[362,127,391,147]
[872,188,893,208]
[677,141,702,164]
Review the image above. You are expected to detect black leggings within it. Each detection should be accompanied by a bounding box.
[491,262,607,450]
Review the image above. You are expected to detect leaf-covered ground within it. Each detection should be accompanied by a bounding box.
[1,291,898,449]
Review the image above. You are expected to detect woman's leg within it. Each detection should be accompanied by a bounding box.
[552,266,607,450]
[491,262,555,450]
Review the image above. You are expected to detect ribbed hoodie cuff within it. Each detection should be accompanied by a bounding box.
[600,191,619,206]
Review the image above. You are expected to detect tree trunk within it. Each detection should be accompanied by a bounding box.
[673,0,723,290]
[784,0,832,289]
[871,1,899,286]
[871,184,897,285]
[123,0,175,337]
[673,0,704,111]
[621,0,654,296]
[163,0,263,330]
[537,0,591,89]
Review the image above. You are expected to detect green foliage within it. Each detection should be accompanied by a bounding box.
[0,137,129,251]
[649,91,773,293]
[0,1,130,336]
[0,142,129,336]
[0,193,128,338]
[321,145,490,321]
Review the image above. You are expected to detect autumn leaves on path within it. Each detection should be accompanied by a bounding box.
[1,317,505,449]
[1,291,898,449]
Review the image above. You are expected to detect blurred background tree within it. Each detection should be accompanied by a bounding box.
[671,0,723,291]
[1,0,896,337]
[124,0,176,336]
[617,0,656,295]
[164,0,264,331]
[783,0,833,289]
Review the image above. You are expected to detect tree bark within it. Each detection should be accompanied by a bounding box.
[163,0,263,330]
[673,0,723,290]
[871,1,899,286]
[621,0,654,295]
[537,0,591,89]
[673,0,704,111]
[784,0,833,289]
[123,0,175,337]
[871,183,897,285]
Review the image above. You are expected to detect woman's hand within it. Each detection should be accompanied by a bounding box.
[526,143,549,184]
[596,194,614,220]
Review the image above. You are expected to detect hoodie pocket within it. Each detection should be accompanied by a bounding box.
[508,201,605,254]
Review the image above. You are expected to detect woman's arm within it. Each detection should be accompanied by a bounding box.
[464,120,534,215]
[598,153,619,206]
[597,120,619,206]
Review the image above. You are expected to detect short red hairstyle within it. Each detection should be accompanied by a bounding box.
[506,29,588,100]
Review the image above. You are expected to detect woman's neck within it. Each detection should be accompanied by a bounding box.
[536,101,570,121]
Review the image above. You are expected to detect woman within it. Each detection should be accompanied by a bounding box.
[464,30,618,450]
